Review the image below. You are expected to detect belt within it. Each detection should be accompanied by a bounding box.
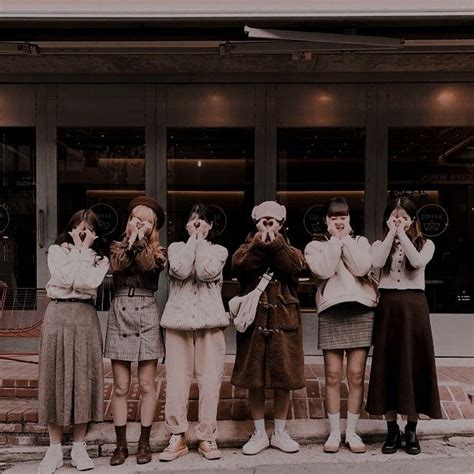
[115,287,155,298]
[51,298,95,306]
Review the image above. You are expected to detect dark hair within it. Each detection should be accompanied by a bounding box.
[187,203,219,243]
[55,209,106,258]
[313,197,352,241]
[382,196,425,273]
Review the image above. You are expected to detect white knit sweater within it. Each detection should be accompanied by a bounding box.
[304,235,377,314]
[160,237,229,330]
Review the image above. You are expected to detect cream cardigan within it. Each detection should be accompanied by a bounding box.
[45,243,110,299]
[371,232,434,290]
[304,235,377,314]
[160,237,229,330]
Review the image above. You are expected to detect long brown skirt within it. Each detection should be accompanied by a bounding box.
[366,290,442,419]
[38,301,104,425]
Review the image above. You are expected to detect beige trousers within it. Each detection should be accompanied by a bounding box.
[164,328,226,441]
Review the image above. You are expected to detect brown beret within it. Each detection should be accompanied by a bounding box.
[128,196,166,230]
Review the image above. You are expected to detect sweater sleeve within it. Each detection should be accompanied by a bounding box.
[47,244,81,288]
[341,236,372,277]
[371,233,395,269]
[304,238,342,280]
[72,250,110,291]
[133,239,167,273]
[398,234,435,269]
[195,242,228,282]
[168,238,198,280]
[109,238,133,272]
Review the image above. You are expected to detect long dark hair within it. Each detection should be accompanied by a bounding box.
[186,203,219,243]
[313,197,353,242]
[382,197,425,273]
[56,209,106,258]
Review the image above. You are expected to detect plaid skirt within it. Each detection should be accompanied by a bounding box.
[318,302,374,350]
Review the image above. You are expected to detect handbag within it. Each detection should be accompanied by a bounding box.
[228,268,273,333]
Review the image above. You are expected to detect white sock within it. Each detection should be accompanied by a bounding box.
[274,418,286,434]
[346,412,360,438]
[72,441,85,449]
[327,412,341,439]
[254,419,266,435]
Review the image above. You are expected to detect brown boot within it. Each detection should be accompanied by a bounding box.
[159,434,189,462]
[110,424,128,466]
[136,442,152,464]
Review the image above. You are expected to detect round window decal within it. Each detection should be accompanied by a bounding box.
[208,205,227,236]
[0,205,10,233]
[417,204,449,238]
[91,203,119,236]
[303,204,326,236]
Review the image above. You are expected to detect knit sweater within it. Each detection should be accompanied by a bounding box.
[46,243,110,299]
[304,235,377,314]
[371,232,434,290]
[160,237,229,330]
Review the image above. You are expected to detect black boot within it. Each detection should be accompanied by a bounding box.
[405,422,421,455]
[382,421,402,454]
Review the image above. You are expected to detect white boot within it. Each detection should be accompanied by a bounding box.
[38,445,63,474]
[71,442,94,471]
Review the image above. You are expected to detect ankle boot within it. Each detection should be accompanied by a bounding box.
[136,425,152,464]
[382,423,402,454]
[405,425,421,455]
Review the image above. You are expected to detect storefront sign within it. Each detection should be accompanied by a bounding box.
[417,204,449,238]
[90,203,119,236]
[0,205,10,233]
[303,204,325,236]
[208,205,227,236]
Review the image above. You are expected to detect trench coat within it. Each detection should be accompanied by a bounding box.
[230,232,306,390]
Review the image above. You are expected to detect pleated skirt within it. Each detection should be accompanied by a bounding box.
[38,301,104,425]
[366,290,442,419]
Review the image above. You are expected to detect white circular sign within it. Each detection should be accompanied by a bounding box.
[417,204,449,238]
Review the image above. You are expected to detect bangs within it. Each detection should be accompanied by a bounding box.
[327,200,350,217]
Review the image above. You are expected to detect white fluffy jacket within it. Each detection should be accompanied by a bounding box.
[160,237,230,330]
[304,235,377,314]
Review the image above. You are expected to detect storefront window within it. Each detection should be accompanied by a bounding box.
[0,128,36,289]
[388,127,474,313]
[277,127,366,309]
[167,128,255,302]
[57,127,146,309]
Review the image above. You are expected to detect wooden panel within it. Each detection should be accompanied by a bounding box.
[166,85,255,127]
[277,84,367,127]
[0,85,35,126]
[388,83,474,126]
[57,85,146,126]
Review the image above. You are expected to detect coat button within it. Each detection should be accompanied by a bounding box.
[136,332,139,337]
[123,334,127,338]
[122,307,126,311]
[135,307,139,311]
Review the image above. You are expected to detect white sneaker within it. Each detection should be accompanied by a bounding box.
[242,431,270,455]
[270,431,300,453]
[345,432,366,453]
[38,446,64,474]
[71,442,94,471]
[323,433,341,453]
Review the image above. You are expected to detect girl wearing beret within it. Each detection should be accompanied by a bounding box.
[304,197,377,454]
[366,197,442,455]
[38,209,109,473]
[105,197,168,466]
[231,201,306,456]
[159,204,229,462]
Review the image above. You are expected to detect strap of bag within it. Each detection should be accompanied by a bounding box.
[255,267,273,293]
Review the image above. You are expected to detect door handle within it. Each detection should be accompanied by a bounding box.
[38,209,45,249]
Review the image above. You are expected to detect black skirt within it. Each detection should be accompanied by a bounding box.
[366,290,442,419]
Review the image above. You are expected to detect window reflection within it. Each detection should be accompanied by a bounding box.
[388,127,474,313]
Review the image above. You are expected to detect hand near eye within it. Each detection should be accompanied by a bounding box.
[186,218,198,238]
[396,218,408,237]
[386,217,400,236]
[138,220,153,240]
[68,227,84,249]
[82,229,97,249]
[197,221,211,240]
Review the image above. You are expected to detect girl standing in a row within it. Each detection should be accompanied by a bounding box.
[367,197,442,455]
[305,197,377,454]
